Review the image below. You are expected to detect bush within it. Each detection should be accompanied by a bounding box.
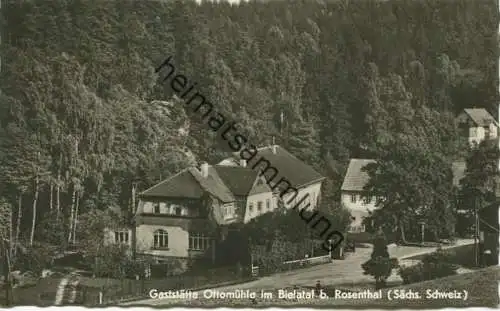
[399,264,425,284]
[14,243,55,275]
[361,232,398,289]
[398,249,459,284]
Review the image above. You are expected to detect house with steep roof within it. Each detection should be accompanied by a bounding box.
[117,144,324,274]
[341,159,468,233]
[456,108,498,146]
[341,159,378,233]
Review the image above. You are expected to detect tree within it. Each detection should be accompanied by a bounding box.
[361,231,398,289]
[460,139,500,265]
[0,198,13,306]
[363,141,455,243]
[460,139,500,211]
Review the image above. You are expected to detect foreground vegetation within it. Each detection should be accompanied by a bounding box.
[158,266,499,308]
[0,1,498,296]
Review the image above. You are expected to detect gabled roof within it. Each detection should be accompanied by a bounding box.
[213,165,259,196]
[461,108,498,127]
[230,145,324,188]
[140,169,204,199]
[192,166,235,203]
[341,159,376,192]
[342,159,470,192]
[452,161,466,188]
[139,145,324,205]
[140,166,235,203]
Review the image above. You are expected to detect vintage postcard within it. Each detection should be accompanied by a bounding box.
[0,0,499,308]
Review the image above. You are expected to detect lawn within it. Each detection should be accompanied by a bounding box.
[7,276,63,306]
[150,266,499,308]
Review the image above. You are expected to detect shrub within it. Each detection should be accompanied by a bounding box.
[421,249,459,279]
[14,243,55,275]
[398,249,459,284]
[399,264,424,284]
[361,232,398,289]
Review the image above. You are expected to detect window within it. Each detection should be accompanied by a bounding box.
[249,202,254,213]
[153,202,161,213]
[189,232,212,251]
[363,196,372,204]
[350,194,357,203]
[175,206,182,216]
[266,199,271,210]
[153,229,168,249]
[257,201,263,212]
[223,204,235,219]
[114,231,129,244]
[348,225,365,233]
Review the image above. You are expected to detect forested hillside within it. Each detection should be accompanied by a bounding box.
[0,0,498,252]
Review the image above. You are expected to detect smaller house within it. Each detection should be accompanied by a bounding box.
[341,159,469,233]
[456,108,498,146]
[341,159,378,233]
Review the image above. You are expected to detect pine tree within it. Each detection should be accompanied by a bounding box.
[361,231,398,289]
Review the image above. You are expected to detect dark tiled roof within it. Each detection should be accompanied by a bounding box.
[452,161,466,188]
[190,166,235,203]
[462,108,497,127]
[231,145,324,188]
[341,159,376,192]
[140,166,235,203]
[214,166,259,196]
[140,169,205,199]
[342,159,470,191]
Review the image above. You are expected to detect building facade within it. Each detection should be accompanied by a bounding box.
[341,159,378,233]
[106,144,325,274]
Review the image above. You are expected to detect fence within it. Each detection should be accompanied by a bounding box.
[252,254,332,277]
[282,254,331,271]
[78,266,250,306]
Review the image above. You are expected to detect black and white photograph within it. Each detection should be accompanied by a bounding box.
[0,0,499,308]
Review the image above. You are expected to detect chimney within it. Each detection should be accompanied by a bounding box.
[240,159,247,167]
[200,162,209,178]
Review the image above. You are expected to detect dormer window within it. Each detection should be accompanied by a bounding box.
[223,204,235,219]
[154,202,160,214]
